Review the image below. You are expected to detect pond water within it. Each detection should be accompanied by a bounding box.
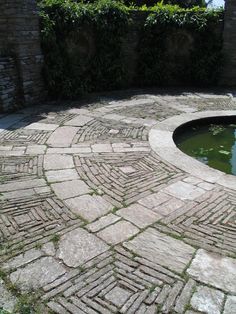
[174,120,236,176]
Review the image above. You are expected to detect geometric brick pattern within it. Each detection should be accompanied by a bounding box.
[72,118,149,144]
[155,188,236,256]
[0,129,51,145]
[74,151,184,206]
[0,92,236,314]
[0,155,43,178]
[114,103,181,121]
[45,246,193,314]
[0,194,81,259]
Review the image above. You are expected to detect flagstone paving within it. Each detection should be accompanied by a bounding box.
[0,90,236,313]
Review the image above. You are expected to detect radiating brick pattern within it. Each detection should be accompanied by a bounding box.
[0,195,81,258]
[73,118,149,144]
[45,246,195,314]
[155,188,236,256]
[0,129,51,145]
[0,155,43,177]
[75,151,184,206]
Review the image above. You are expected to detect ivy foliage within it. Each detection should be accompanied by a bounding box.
[39,0,224,98]
[39,0,129,98]
[137,3,224,87]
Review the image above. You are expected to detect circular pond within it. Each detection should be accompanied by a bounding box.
[174,116,236,176]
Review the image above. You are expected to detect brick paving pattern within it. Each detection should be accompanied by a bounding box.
[0,91,236,313]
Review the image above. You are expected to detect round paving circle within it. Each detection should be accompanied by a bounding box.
[0,92,236,313]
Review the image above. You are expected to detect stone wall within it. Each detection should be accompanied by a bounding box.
[0,0,44,112]
[222,0,236,86]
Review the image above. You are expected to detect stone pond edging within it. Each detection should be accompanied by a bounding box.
[149,110,236,190]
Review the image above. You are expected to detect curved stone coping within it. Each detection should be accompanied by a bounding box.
[149,110,236,190]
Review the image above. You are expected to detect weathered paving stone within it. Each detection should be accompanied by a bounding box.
[25,122,58,131]
[86,213,121,232]
[223,296,236,314]
[44,154,74,170]
[46,169,79,182]
[190,286,224,314]
[124,228,195,273]
[97,220,139,245]
[187,249,236,294]
[51,179,91,199]
[65,115,93,126]
[47,126,78,147]
[164,181,206,200]
[65,195,113,222]
[57,228,109,267]
[0,279,17,313]
[10,257,66,291]
[117,204,161,228]
[104,286,132,307]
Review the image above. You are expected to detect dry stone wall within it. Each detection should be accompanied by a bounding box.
[0,0,44,112]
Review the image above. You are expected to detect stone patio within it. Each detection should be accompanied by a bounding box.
[0,90,236,313]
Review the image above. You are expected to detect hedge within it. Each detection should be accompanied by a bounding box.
[39,0,224,98]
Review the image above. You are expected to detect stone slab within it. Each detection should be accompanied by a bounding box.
[190,286,224,314]
[51,179,91,199]
[86,213,121,232]
[124,228,195,273]
[65,195,113,222]
[0,279,17,313]
[65,115,93,126]
[47,126,78,147]
[187,249,236,294]
[25,122,58,131]
[57,228,109,267]
[44,154,74,170]
[10,257,66,291]
[164,181,206,200]
[97,220,139,245]
[117,204,161,228]
[46,169,79,183]
[224,296,236,314]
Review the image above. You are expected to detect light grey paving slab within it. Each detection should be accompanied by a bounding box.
[51,179,91,199]
[44,154,74,170]
[91,143,113,153]
[138,192,170,209]
[64,115,93,126]
[0,178,46,192]
[190,286,224,314]
[86,213,121,232]
[124,228,195,273]
[25,145,46,155]
[187,249,236,294]
[65,194,113,222]
[97,220,139,245]
[164,181,206,201]
[153,198,185,216]
[57,228,109,267]
[117,204,161,228]
[25,122,58,131]
[46,169,79,183]
[2,249,43,270]
[10,257,66,291]
[47,126,78,147]
[47,146,92,154]
[105,286,132,307]
[223,296,236,314]
[0,279,17,313]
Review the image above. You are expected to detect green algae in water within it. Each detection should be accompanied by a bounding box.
[175,123,236,175]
